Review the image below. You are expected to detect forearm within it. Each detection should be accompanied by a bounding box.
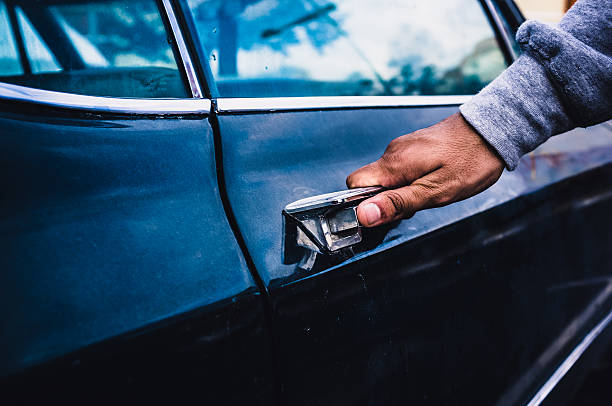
[460,0,612,170]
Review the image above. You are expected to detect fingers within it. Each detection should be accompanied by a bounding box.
[346,135,440,189]
[347,113,505,227]
[346,161,390,188]
[356,169,454,227]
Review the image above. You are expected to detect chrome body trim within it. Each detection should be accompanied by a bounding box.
[160,0,203,98]
[526,307,612,406]
[217,95,473,113]
[0,82,211,114]
[484,0,519,61]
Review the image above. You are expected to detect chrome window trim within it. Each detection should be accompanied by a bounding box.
[160,0,203,99]
[0,81,211,114]
[483,0,519,61]
[526,307,612,406]
[216,95,473,113]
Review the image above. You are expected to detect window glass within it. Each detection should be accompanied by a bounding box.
[16,7,62,74]
[0,1,22,75]
[188,0,508,97]
[0,0,188,98]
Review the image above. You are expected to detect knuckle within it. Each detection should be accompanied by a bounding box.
[382,143,396,157]
[383,191,409,217]
[384,134,411,154]
[412,129,432,144]
[448,171,466,192]
[387,135,404,148]
[376,157,401,184]
[380,150,408,173]
[413,178,446,206]
[378,154,396,172]
[387,138,399,149]
[431,191,450,206]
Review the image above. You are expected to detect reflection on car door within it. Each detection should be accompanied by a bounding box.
[215,101,612,404]
[208,5,612,406]
[0,0,273,403]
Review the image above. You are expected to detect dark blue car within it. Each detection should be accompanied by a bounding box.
[1,0,612,404]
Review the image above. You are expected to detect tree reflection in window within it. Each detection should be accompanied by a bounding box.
[188,0,508,97]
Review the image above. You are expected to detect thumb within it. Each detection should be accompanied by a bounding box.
[356,176,442,227]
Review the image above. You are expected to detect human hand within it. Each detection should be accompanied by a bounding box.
[346,112,505,227]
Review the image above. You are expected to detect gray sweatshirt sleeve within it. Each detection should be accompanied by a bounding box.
[459,0,612,170]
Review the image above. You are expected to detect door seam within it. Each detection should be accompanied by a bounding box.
[207,99,282,405]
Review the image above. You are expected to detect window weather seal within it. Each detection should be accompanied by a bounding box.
[0,81,211,115]
[160,0,203,99]
[483,0,519,61]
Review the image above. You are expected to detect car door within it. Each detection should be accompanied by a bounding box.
[184,0,612,404]
[0,0,273,404]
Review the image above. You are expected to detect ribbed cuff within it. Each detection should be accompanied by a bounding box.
[460,53,572,170]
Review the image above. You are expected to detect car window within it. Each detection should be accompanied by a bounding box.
[16,7,62,74]
[0,1,22,76]
[0,0,189,98]
[187,0,508,98]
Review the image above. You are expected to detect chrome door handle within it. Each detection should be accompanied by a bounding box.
[283,186,384,268]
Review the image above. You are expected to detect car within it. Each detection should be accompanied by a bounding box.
[1,0,612,404]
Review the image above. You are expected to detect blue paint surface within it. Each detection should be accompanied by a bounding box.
[0,112,253,376]
[218,108,612,286]
[218,105,612,404]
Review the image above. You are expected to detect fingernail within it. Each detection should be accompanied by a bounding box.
[362,203,381,226]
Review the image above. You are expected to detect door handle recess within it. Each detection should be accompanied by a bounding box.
[282,186,384,267]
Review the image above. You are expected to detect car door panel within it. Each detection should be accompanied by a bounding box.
[216,103,612,404]
[270,162,612,406]
[0,102,273,404]
[218,106,459,283]
[0,0,274,402]
[217,107,612,285]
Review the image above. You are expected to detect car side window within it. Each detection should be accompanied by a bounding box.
[0,1,21,76]
[16,7,62,74]
[0,0,189,98]
[187,0,508,98]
